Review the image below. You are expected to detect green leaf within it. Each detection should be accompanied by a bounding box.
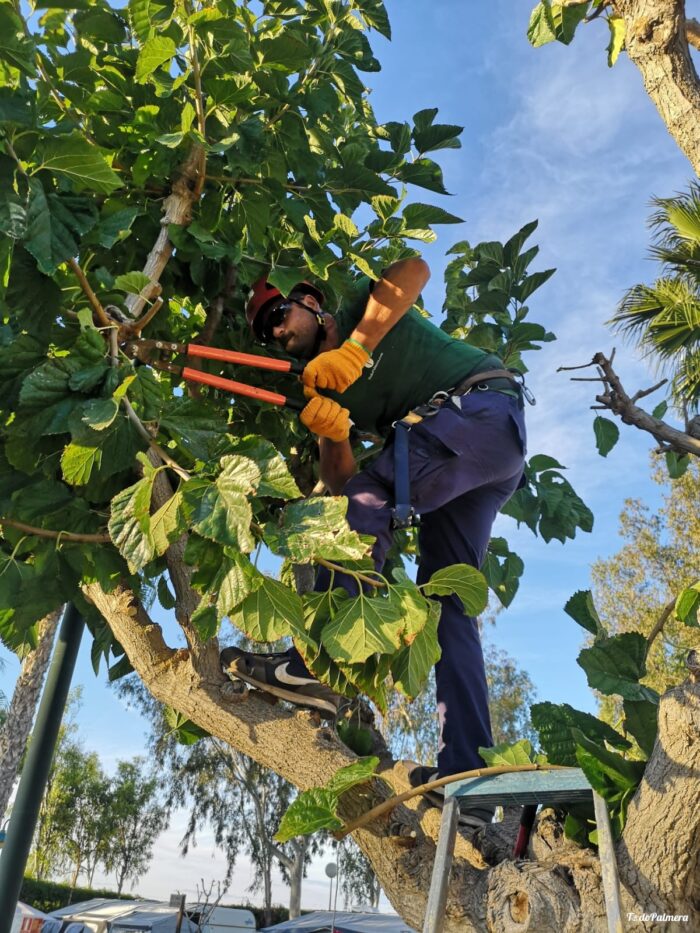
[564,589,605,638]
[265,497,371,563]
[336,721,374,756]
[81,398,119,431]
[184,455,260,552]
[651,400,668,419]
[93,208,139,248]
[622,698,658,758]
[577,633,659,702]
[61,441,103,486]
[527,2,557,47]
[390,599,440,699]
[665,451,689,479]
[0,6,36,75]
[157,576,176,610]
[321,592,404,663]
[216,551,259,616]
[412,122,463,154]
[422,564,488,615]
[606,15,625,67]
[396,159,449,195]
[326,756,380,796]
[676,582,700,627]
[274,788,342,843]
[24,181,97,275]
[135,35,176,82]
[37,137,121,194]
[114,271,152,295]
[593,416,620,457]
[333,213,359,238]
[572,728,646,791]
[275,757,379,842]
[150,490,186,556]
[191,602,219,641]
[402,203,463,227]
[531,701,631,766]
[232,575,308,645]
[225,435,302,498]
[164,707,210,745]
[108,460,158,572]
[479,738,538,767]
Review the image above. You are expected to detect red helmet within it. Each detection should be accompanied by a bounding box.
[245,277,324,340]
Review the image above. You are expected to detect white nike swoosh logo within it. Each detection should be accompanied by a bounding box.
[275,662,316,686]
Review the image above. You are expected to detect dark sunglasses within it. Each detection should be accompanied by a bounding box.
[260,301,291,343]
[261,298,310,343]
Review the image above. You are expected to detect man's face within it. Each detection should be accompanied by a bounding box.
[262,295,321,359]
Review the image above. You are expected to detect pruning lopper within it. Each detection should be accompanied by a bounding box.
[123,339,306,411]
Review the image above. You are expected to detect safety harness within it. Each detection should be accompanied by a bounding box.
[390,368,535,530]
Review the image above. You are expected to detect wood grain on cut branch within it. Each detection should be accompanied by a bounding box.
[612,0,700,174]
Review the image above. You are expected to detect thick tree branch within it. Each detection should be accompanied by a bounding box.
[560,352,700,457]
[612,0,700,174]
[125,146,205,320]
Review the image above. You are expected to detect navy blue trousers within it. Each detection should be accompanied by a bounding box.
[293,389,526,775]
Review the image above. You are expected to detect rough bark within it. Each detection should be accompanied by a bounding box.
[612,0,700,174]
[561,352,700,458]
[82,578,700,931]
[0,607,62,818]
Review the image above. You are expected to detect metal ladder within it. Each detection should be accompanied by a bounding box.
[422,768,624,933]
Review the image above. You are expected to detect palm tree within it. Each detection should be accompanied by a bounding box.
[610,183,700,412]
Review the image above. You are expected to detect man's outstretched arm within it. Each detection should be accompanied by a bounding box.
[349,256,430,352]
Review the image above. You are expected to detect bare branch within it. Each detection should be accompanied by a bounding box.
[687,16,700,51]
[121,397,192,481]
[68,258,113,329]
[578,352,700,457]
[631,378,668,402]
[647,598,678,647]
[0,516,111,543]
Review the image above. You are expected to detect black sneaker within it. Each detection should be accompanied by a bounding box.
[407,764,495,829]
[220,646,346,718]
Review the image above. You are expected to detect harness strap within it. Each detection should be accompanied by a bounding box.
[451,368,520,395]
[391,421,418,529]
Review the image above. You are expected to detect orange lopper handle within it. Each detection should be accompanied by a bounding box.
[182,367,304,410]
[186,344,303,374]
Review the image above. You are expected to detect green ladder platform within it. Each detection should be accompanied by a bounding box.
[423,768,623,933]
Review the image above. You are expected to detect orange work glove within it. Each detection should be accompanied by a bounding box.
[302,339,370,394]
[300,391,351,442]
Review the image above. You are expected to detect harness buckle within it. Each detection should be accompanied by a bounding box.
[391,504,419,530]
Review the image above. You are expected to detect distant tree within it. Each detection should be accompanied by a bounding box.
[485,644,538,746]
[592,459,700,725]
[337,838,381,910]
[117,676,320,920]
[0,607,62,820]
[102,758,169,895]
[29,692,83,881]
[49,744,110,890]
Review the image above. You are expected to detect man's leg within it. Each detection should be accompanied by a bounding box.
[416,478,521,777]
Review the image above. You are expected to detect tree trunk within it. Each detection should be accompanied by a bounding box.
[0,608,62,818]
[613,0,700,175]
[83,581,700,932]
[287,841,306,919]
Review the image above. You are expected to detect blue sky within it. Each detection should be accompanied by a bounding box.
[1,0,694,910]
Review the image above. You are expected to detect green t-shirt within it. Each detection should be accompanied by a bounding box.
[326,289,500,436]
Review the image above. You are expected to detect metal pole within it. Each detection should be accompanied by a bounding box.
[0,603,84,929]
[422,797,459,933]
[592,791,625,933]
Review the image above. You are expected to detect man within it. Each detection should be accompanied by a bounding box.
[221,258,527,826]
